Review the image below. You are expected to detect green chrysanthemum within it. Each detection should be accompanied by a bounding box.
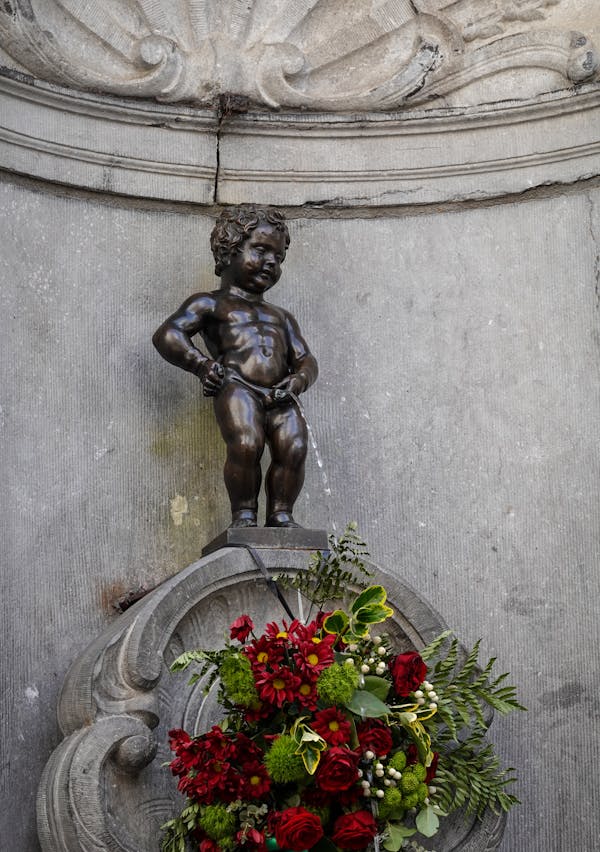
[388,751,407,772]
[402,792,420,810]
[199,805,237,841]
[413,763,427,783]
[264,735,307,783]
[417,782,429,804]
[316,662,359,705]
[377,787,404,820]
[219,653,259,708]
[400,769,420,794]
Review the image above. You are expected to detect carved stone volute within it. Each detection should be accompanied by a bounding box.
[0,1,597,111]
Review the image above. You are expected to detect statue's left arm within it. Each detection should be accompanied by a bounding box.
[275,311,318,395]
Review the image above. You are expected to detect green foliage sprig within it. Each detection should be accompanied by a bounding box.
[419,632,526,817]
[276,521,373,609]
[434,737,520,818]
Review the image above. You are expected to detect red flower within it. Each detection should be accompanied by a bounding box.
[356,720,393,757]
[244,636,285,670]
[255,666,301,708]
[265,619,301,642]
[296,677,319,711]
[243,761,271,798]
[274,807,324,851]
[312,708,352,746]
[293,637,335,677]
[315,746,360,792]
[331,810,378,851]
[230,614,254,642]
[237,827,267,852]
[426,752,440,783]
[389,651,427,696]
[200,840,220,852]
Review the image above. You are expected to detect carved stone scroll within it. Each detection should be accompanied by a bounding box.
[37,546,506,851]
[0,0,597,111]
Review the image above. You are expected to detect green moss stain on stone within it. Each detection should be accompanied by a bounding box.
[151,402,227,566]
[151,404,222,461]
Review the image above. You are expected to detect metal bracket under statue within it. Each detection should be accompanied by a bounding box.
[37,544,506,852]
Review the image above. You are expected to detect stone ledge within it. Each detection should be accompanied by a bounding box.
[1,72,598,208]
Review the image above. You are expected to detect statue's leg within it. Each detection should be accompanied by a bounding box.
[213,384,266,527]
[264,402,308,527]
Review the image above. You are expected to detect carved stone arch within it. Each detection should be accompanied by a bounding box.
[37,546,506,851]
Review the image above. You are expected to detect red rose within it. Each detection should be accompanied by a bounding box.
[331,810,378,850]
[230,614,254,642]
[389,652,427,696]
[275,807,323,851]
[356,720,393,757]
[316,746,360,792]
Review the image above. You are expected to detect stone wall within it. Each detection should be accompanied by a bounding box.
[1,167,599,849]
[1,2,599,848]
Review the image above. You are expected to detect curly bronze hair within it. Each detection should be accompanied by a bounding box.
[210,206,290,276]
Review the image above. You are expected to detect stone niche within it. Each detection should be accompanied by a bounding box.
[1,2,599,852]
[36,546,505,852]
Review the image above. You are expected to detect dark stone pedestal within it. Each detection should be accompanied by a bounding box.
[201,527,329,556]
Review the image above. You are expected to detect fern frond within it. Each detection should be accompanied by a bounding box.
[276,522,373,609]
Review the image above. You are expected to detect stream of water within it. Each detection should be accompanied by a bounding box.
[286,391,337,534]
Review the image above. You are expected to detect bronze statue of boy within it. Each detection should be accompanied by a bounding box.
[153,206,318,529]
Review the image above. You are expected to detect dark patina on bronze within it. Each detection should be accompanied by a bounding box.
[153,206,318,530]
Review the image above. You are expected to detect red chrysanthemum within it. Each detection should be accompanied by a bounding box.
[243,635,286,670]
[312,708,352,746]
[293,637,335,677]
[255,665,302,707]
[296,677,319,710]
[264,618,302,642]
[243,761,271,798]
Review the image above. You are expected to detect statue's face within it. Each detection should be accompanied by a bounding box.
[229,224,287,294]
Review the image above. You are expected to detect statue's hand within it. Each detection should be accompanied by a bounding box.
[198,360,224,397]
[273,373,307,401]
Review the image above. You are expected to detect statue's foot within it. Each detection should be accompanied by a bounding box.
[230,510,258,528]
[265,512,301,528]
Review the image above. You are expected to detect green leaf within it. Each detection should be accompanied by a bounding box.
[299,741,325,774]
[415,805,439,838]
[345,689,390,718]
[351,585,388,613]
[383,822,416,851]
[323,610,349,635]
[352,602,394,625]
[363,675,391,701]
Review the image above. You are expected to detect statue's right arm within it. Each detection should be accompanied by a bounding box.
[152,294,215,377]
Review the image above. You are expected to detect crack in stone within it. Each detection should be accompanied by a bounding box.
[587,191,600,311]
[214,112,222,204]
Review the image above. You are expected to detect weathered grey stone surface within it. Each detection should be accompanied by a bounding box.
[1,174,599,850]
[1,73,599,207]
[38,545,505,851]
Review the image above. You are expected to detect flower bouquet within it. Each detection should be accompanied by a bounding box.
[162,526,523,852]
